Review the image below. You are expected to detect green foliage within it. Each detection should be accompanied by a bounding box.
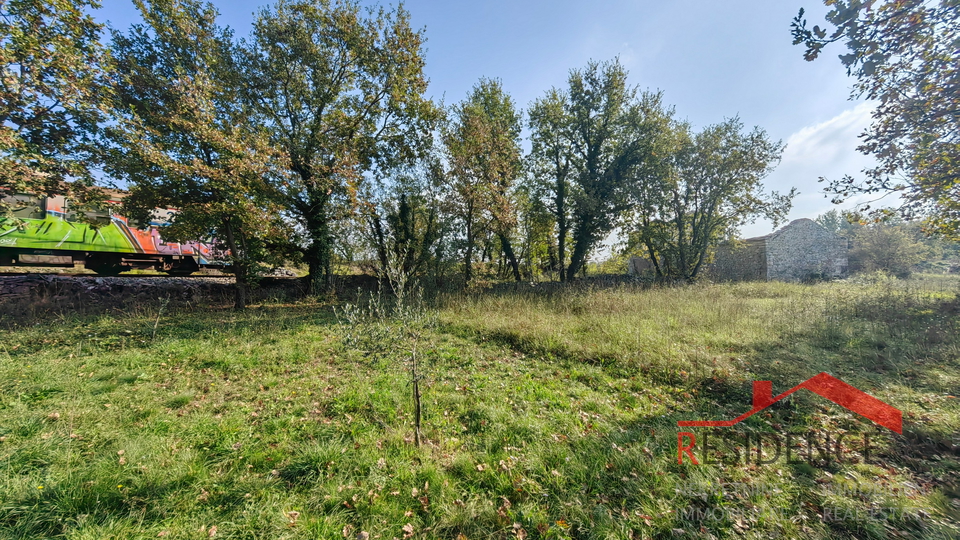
[443,77,524,283]
[819,207,958,277]
[358,152,454,288]
[792,1,960,238]
[528,88,574,281]
[628,118,793,281]
[848,218,930,278]
[106,0,289,309]
[0,0,109,216]
[814,208,859,237]
[367,185,446,283]
[513,180,557,279]
[529,59,671,281]
[242,0,440,293]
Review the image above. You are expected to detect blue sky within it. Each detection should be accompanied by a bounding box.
[98,0,877,238]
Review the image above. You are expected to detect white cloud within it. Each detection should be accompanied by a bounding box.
[780,102,874,169]
[742,102,879,237]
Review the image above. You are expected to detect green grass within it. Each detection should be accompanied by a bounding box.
[0,277,958,538]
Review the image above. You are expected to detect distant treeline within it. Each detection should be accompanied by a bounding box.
[5,0,831,309]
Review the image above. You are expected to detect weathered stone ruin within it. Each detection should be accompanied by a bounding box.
[711,218,848,282]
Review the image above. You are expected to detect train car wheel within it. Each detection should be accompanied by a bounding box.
[164,257,199,276]
[86,256,124,276]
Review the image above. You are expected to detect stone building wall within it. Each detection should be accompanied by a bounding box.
[707,218,848,282]
[765,218,848,281]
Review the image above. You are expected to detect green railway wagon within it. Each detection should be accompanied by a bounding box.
[0,192,225,275]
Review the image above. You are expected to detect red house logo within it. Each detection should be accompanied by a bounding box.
[678,372,902,434]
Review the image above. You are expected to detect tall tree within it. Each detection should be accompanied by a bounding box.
[242,0,439,294]
[443,78,523,283]
[628,118,794,281]
[528,88,574,281]
[530,59,670,280]
[0,0,109,215]
[792,1,960,239]
[108,0,287,309]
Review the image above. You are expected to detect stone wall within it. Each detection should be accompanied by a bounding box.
[0,275,236,318]
[0,275,305,321]
[765,218,848,281]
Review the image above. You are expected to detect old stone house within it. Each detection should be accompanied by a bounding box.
[711,218,848,282]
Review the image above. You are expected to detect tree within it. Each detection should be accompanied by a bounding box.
[107,0,288,309]
[529,59,670,280]
[512,177,555,279]
[792,1,960,239]
[0,0,109,216]
[443,78,523,283]
[362,158,447,284]
[628,118,793,281]
[242,0,439,294]
[815,208,859,236]
[849,218,928,278]
[528,88,574,281]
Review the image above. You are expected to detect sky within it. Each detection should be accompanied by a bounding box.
[97,0,878,239]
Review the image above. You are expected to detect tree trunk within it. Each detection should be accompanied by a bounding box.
[557,222,568,282]
[368,211,389,276]
[566,227,591,280]
[547,243,558,277]
[222,218,248,310]
[555,177,568,282]
[411,344,422,448]
[643,240,664,279]
[499,232,522,281]
[304,206,333,296]
[463,200,474,283]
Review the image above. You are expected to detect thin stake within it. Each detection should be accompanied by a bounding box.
[412,341,422,448]
[152,297,170,340]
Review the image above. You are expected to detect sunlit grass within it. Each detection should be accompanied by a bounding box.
[0,276,958,538]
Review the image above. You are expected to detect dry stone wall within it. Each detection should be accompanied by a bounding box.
[0,275,304,320]
[707,219,848,282]
[765,219,847,281]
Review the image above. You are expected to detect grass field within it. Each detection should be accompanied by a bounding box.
[0,275,958,539]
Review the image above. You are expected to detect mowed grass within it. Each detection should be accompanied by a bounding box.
[0,275,958,539]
